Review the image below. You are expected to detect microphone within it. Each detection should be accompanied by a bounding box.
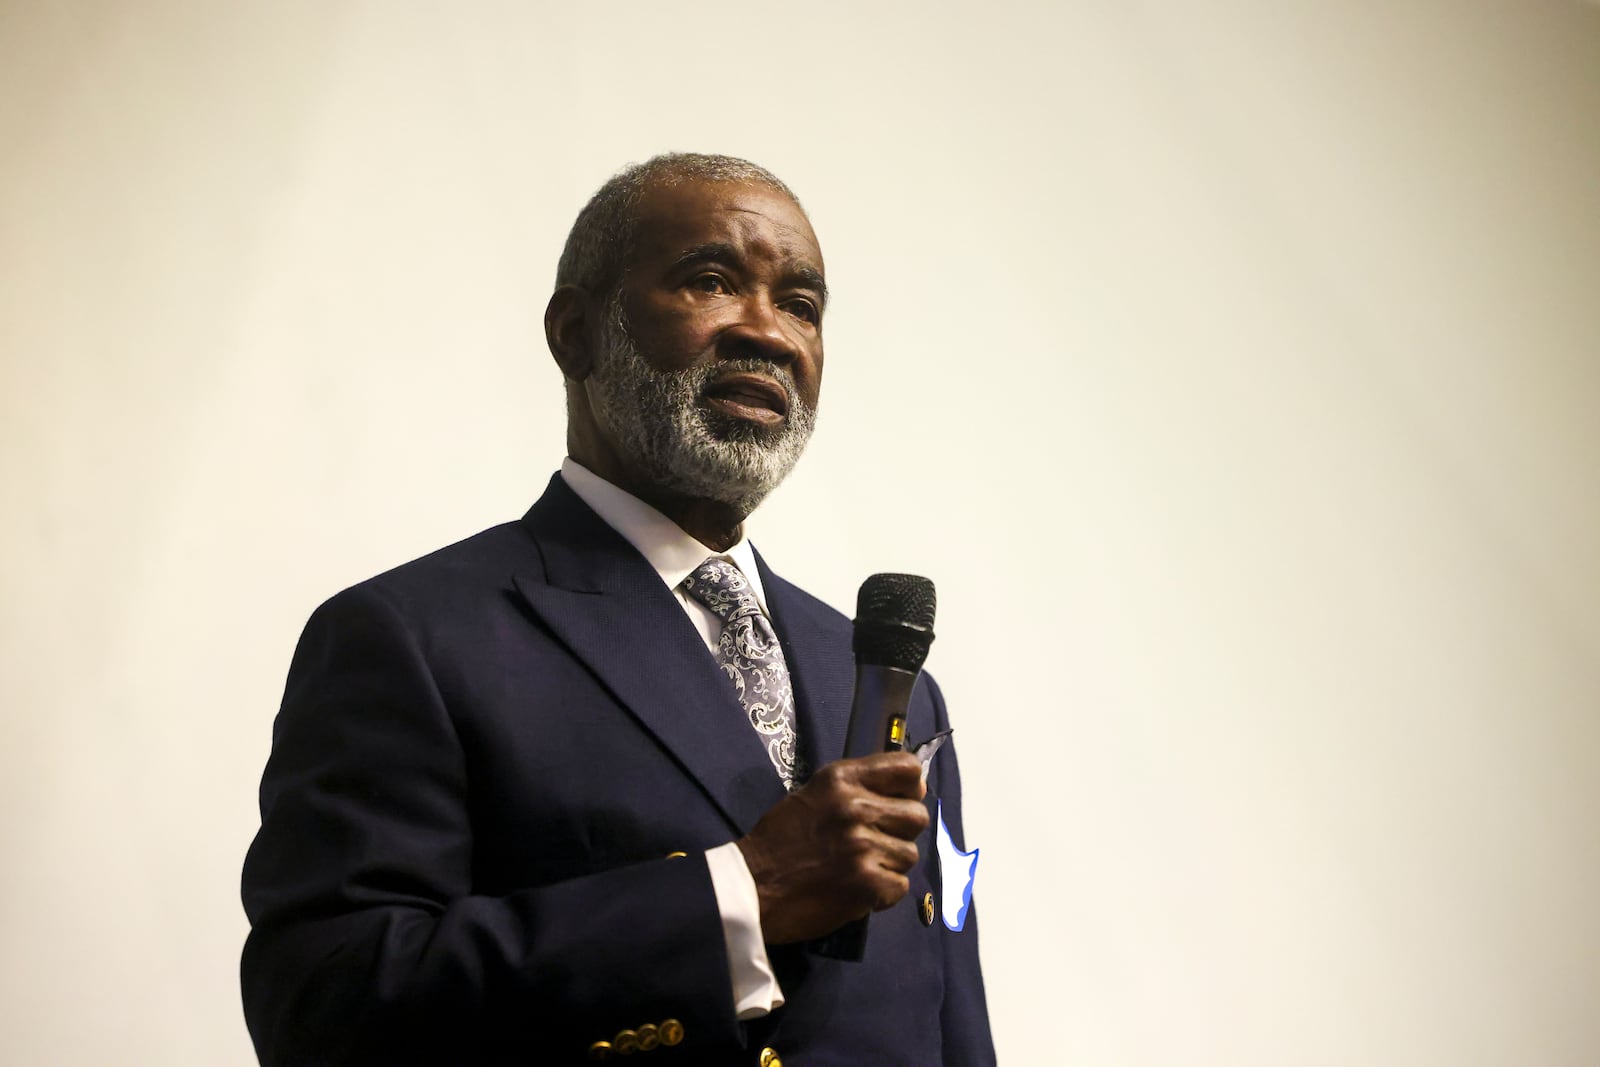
[815,573,937,962]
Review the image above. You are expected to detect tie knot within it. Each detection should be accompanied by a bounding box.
[682,557,763,624]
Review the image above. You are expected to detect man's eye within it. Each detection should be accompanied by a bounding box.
[783,299,820,326]
[690,273,730,294]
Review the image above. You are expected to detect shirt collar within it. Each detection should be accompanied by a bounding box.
[559,458,770,614]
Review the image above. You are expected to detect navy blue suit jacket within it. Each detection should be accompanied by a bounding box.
[241,476,994,1065]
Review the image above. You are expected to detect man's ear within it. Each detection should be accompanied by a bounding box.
[545,284,596,381]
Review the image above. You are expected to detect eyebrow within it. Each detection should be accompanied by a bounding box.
[671,242,830,310]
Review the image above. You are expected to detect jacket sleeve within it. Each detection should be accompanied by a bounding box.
[926,676,999,1067]
[240,583,743,1066]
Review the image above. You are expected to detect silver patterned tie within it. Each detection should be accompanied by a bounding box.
[682,557,806,790]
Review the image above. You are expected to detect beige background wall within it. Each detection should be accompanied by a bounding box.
[2,2,1598,1064]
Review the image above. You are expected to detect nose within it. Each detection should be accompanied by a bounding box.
[720,291,804,366]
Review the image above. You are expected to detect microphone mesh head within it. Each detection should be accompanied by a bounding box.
[853,573,937,671]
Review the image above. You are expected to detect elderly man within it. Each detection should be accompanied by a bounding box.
[241,153,994,1066]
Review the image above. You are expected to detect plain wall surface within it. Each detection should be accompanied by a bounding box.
[2,2,1598,1064]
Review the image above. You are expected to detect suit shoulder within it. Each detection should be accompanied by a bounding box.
[375,519,535,581]
[313,519,536,621]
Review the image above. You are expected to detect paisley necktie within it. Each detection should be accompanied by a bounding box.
[682,557,805,790]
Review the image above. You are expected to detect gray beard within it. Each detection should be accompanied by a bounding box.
[586,295,817,514]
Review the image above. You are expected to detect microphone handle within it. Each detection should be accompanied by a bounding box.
[812,665,918,962]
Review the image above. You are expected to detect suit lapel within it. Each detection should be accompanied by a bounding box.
[510,477,786,835]
[756,552,855,775]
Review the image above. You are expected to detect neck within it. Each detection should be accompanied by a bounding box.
[603,466,750,551]
[646,494,749,553]
[568,449,753,552]
[567,411,769,550]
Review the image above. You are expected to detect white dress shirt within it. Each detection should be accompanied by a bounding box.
[558,458,784,1020]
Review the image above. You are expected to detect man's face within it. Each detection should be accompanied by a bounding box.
[584,180,827,512]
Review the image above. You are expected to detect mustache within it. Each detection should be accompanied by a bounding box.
[604,295,805,414]
[696,360,801,409]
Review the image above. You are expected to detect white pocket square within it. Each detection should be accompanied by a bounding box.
[934,798,979,931]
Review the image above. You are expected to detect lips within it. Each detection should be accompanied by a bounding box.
[701,372,790,424]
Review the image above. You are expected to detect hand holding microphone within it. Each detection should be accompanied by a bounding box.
[735,749,928,945]
[735,575,936,952]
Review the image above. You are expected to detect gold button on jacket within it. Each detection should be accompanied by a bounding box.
[758,1046,782,1067]
[658,1019,684,1046]
[920,891,937,926]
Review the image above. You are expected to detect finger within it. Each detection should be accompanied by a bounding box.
[869,870,912,912]
[841,837,915,913]
[850,751,926,797]
[864,796,931,840]
[874,832,922,875]
[850,825,921,876]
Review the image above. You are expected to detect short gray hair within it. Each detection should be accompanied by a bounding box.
[555,152,803,295]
